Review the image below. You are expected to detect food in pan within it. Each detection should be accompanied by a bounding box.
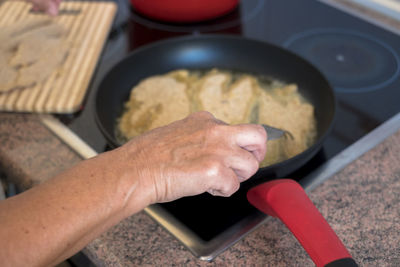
[0,18,69,93]
[117,73,191,137]
[117,69,317,167]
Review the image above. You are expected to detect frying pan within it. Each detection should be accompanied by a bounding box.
[94,35,357,266]
[95,34,335,179]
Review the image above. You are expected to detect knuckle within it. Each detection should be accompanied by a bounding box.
[206,123,225,139]
[222,179,240,197]
[193,110,214,120]
[204,160,224,178]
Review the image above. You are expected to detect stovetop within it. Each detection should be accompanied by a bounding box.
[58,0,400,260]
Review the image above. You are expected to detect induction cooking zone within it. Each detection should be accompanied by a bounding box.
[61,0,400,261]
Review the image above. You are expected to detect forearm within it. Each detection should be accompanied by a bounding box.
[0,148,147,267]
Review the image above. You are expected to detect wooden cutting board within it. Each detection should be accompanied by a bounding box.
[0,1,117,113]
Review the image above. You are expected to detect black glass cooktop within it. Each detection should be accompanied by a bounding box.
[59,0,400,259]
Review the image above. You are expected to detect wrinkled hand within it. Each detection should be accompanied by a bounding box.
[28,0,61,16]
[116,111,267,206]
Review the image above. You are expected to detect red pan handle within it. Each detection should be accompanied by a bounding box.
[247,179,358,267]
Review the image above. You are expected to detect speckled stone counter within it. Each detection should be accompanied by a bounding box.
[0,113,80,190]
[1,1,400,266]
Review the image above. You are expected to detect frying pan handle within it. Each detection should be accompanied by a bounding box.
[247,179,358,267]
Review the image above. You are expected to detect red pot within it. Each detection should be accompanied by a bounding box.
[130,0,239,23]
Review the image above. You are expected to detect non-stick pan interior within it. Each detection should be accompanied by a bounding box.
[95,35,335,177]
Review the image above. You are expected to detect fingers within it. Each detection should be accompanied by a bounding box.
[201,123,266,197]
[188,115,267,196]
[205,162,240,197]
[47,2,60,16]
[232,124,267,162]
[225,147,260,182]
[134,111,268,201]
[31,0,60,16]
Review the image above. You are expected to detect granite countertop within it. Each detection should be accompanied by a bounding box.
[1,112,399,266]
[1,1,400,266]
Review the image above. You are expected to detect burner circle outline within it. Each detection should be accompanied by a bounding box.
[283,28,400,93]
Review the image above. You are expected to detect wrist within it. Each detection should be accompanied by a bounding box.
[103,146,155,217]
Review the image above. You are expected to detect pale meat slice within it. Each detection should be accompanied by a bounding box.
[0,53,18,93]
[198,72,257,124]
[11,22,66,44]
[0,18,59,51]
[3,18,52,37]
[118,76,191,139]
[17,42,68,87]
[0,18,67,93]
[9,36,62,67]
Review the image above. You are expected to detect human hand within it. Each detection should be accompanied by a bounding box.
[114,111,267,208]
[28,0,61,16]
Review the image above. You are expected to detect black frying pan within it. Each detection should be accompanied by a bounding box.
[95,35,336,179]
